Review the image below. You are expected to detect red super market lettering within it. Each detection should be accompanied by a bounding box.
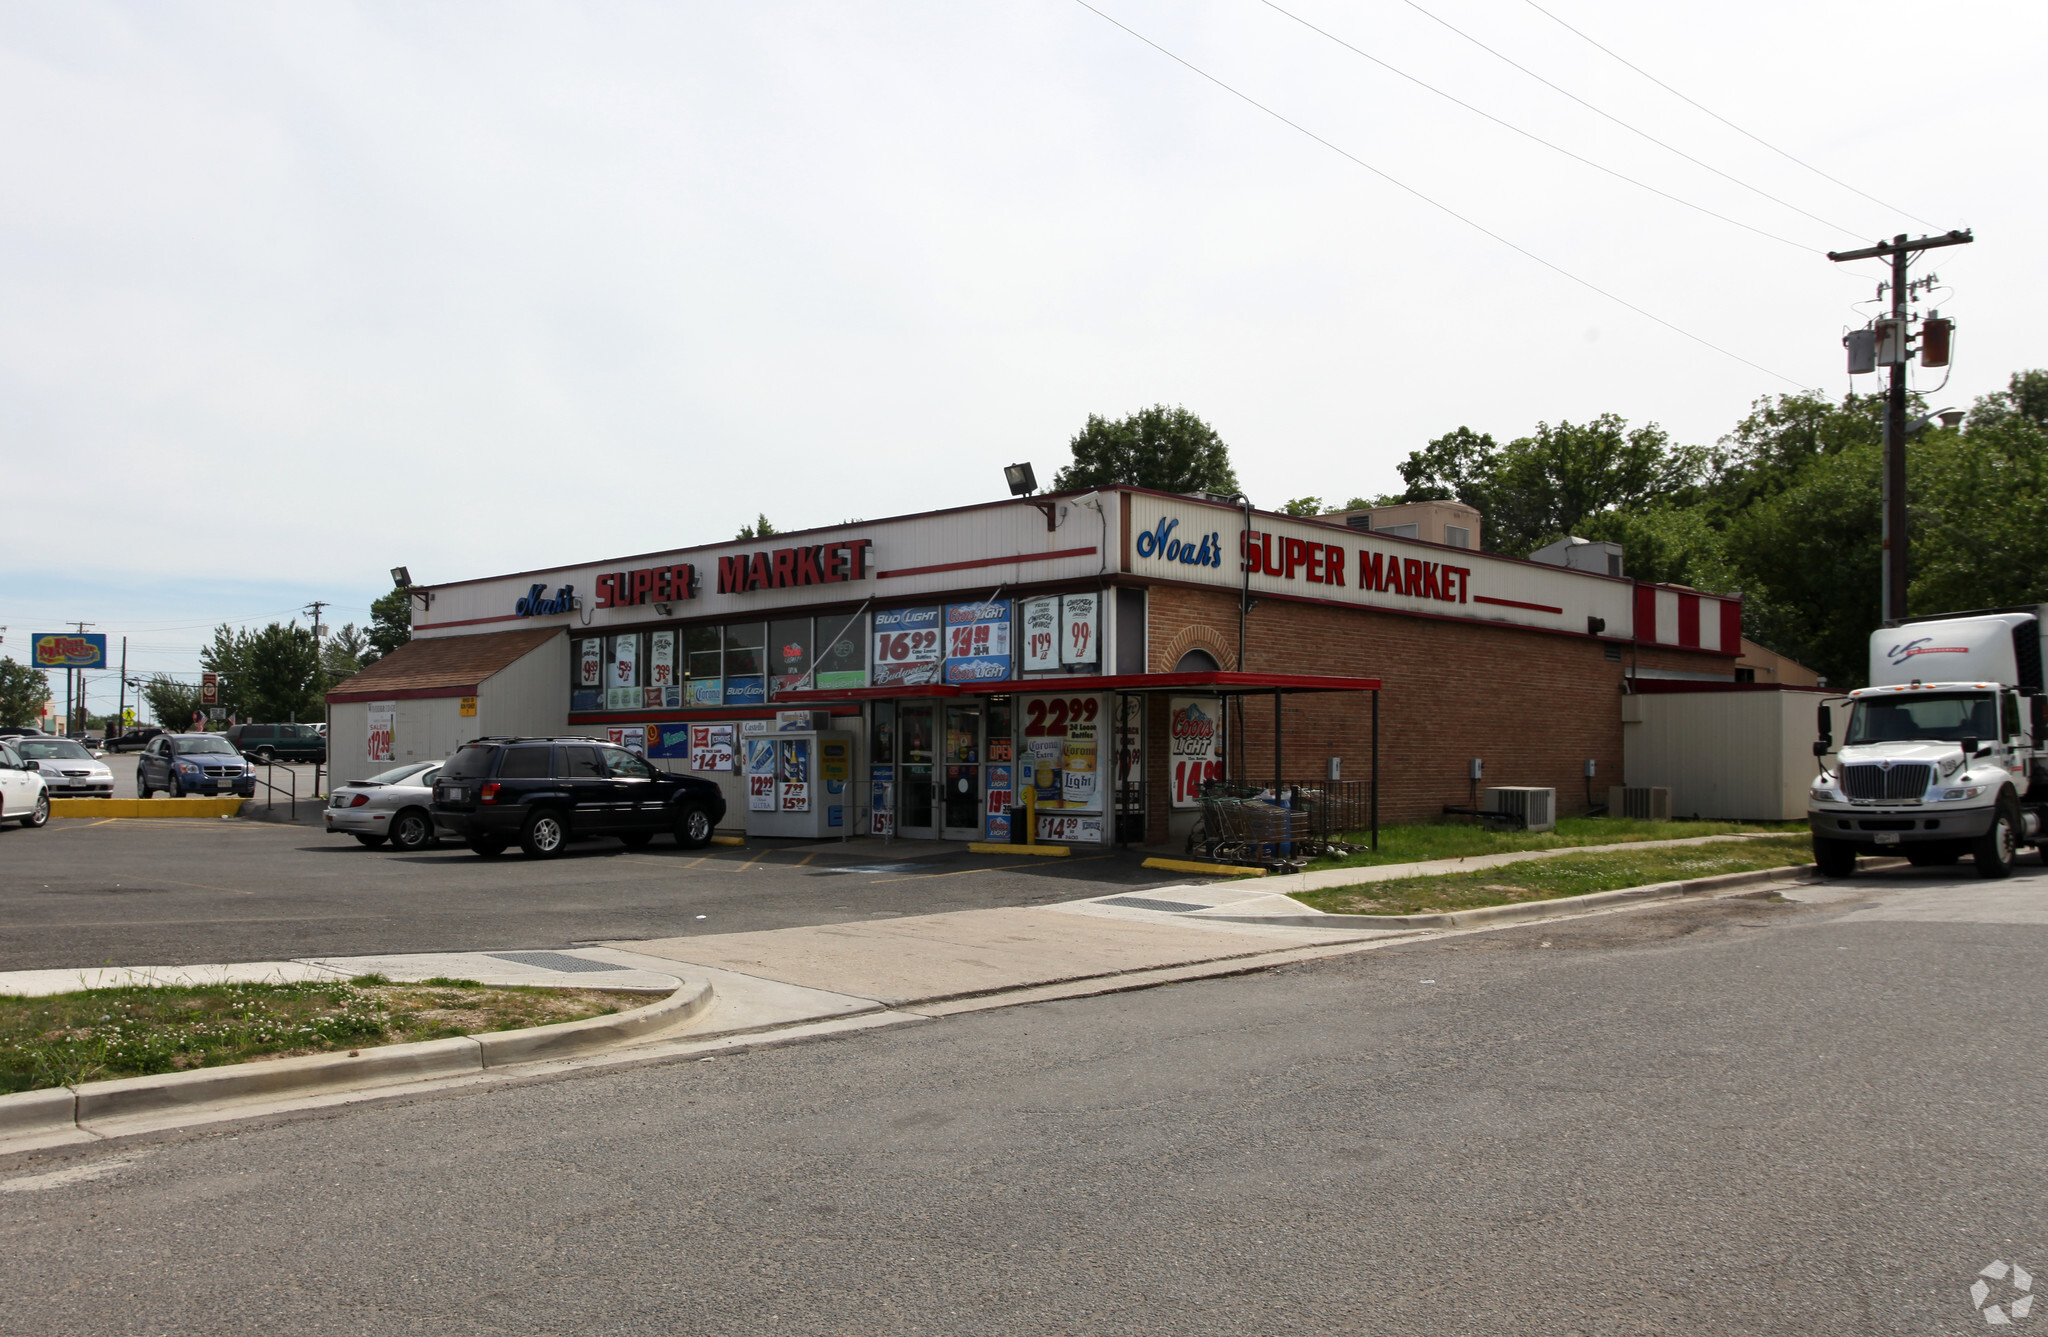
[595,564,697,609]
[1236,531,1469,605]
[717,540,872,594]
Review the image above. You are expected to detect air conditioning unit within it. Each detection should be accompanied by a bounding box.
[1608,785,1672,821]
[1484,786,1556,833]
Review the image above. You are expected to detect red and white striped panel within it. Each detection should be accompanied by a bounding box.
[1633,585,1741,653]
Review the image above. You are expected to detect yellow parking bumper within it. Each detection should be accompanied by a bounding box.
[51,798,246,819]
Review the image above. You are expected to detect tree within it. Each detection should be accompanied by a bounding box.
[1486,416,1705,556]
[322,623,372,680]
[238,623,323,723]
[1279,496,1325,517]
[735,514,777,540]
[0,657,49,727]
[1052,405,1239,495]
[142,674,204,731]
[368,580,412,660]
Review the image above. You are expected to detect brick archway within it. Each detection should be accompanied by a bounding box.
[1157,624,1233,673]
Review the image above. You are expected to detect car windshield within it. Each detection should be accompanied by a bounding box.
[1846,692,1998,745]
[365,762,436,785]
[16,739,94,760]
[177,736,240,755]
[440,745,498,781]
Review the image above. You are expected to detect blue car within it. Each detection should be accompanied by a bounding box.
[137,733,257,798]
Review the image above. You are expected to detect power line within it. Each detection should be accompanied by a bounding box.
[1394,0,1865,238]
[1518,0,1938,229]
[1070,0,1808,387]
[1258,0,1821,253]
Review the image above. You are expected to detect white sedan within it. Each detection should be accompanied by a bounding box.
[326,762,442,851]
[14,736,115,796]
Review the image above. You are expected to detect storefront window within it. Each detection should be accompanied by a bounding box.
[770,618,812,694]
[724,623,765,678]
[606,633,642,710]
[944,705,980,764]
[814,610,868,689]
[900,704,934,765]
[986,697,1014,765]
[872,702,895,767]
[684,624,722,705]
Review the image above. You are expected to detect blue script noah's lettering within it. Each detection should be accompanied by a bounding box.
[1135,518,1223,568]
[515,583,575,617]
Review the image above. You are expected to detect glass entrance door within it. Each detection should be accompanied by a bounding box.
[897,704,936,838]
[942,704,983,838]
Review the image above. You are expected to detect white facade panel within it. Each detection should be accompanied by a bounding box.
[1121,494,1636,638]
[1698,599,1722,652]
[1654,590,1681,646]
[1623,689,1843,821]
[411,498,1113,642]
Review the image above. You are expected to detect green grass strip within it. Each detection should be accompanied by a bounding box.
[1294,834,1816,917]
[0,979,631,1095]
[1301,817,1802,871]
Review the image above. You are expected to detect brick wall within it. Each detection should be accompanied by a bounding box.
[1140,584,1732,825]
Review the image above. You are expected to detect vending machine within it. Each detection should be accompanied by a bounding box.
[742,713,857,839]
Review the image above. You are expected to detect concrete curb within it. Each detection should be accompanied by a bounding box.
[1209,863,1826,931]
[1261,831,1796,896]
[1142,857,1265,878]
[51,797,244,819]
[4,977,712,1139]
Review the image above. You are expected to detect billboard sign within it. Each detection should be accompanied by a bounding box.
[33,633,106,669]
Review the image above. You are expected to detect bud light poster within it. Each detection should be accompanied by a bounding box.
[943,599,1011,685]
[1169,697,1223,808]
[873,606,943,687]
[985,763,1014,840]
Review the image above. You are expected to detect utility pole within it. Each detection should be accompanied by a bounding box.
[116,636,128,735]
[1827,229,1973,623]
[66,620,95,736]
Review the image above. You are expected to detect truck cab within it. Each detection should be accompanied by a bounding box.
[1809,609,2046,878]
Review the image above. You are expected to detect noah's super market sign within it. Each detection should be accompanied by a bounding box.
[1128,500,1635,635]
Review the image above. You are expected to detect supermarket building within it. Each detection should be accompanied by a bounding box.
[326,488,1743,844]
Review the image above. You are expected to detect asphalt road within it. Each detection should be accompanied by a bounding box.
[4,860,2044,1334]
[0,817,1189,969]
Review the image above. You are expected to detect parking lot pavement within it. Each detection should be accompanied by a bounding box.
[100,754,323,805]
[0,817,1204,972]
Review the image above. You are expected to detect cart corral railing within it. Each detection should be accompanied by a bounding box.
[1185,780,1376,871]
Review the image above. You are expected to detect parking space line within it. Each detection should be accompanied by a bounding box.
[867,854,1117,884]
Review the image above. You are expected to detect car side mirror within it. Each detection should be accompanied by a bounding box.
[1812,740,1831,757]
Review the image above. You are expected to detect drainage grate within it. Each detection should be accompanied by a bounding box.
[1096,895,1211,914]
[485,951,631,974]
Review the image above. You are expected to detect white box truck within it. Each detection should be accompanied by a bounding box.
[1808,607,2046,878]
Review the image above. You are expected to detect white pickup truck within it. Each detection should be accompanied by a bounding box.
[1809,607,2046,878]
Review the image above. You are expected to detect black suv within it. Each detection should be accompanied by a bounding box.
[431,737,726,859]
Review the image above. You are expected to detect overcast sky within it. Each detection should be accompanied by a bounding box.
[3,0,2040,701]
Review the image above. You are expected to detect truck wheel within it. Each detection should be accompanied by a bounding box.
[673,804,714,849]
[1972,799,2020,880]
[1812,835,1860,878]
[519,809,568,858]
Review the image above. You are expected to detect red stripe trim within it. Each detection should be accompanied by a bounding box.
[876,547,1097,580]
[1471,595,1564,615]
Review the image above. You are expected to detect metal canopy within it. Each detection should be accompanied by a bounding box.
[768,670,1381,704]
